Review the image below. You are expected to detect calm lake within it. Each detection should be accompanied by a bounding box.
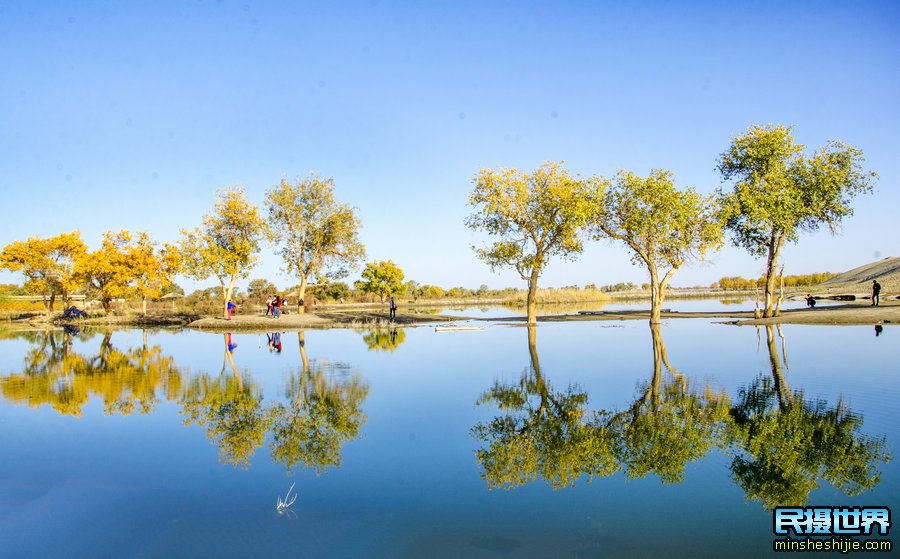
[0,317,895,558]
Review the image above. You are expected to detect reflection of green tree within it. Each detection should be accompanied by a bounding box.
[727,325,891,507]
[268,331,369,474]
[1,329,182,416]
[472,326,618,489]
[362,328,405,352]
[179,334,269,468]
[609,324,730,483]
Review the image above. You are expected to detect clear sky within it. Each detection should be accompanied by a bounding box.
[1,1,898,292]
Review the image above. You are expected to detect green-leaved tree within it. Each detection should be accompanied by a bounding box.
[265,176,365,311]
[590,170,722,324]
[466,162,593,325]
[354,260,405,303]
[717,125,876,317]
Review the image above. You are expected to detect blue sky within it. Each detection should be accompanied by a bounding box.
[1,1,898,292]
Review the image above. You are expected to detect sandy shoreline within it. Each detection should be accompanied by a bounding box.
[484,300,898,327]
[4,300,896,333]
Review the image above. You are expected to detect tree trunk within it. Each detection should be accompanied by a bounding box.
[48,293,56,315]
[142,296,148,315]
[526,269,540,325]
[297,276,308,314]
[649,265,661,325]
[763,234,784,318]
[775,266,785,316]
[222,276,236,319]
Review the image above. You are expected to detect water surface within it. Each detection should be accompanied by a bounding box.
[0,320,895,558]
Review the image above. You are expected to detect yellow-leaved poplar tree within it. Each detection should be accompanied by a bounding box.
[78,230,137,314]
[129,232,182,314]
[179,188,268,318]
[0,231,86,314]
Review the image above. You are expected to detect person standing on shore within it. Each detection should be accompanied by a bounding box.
[265,296,273,317]
[226,299,236,320]
[389,296,397,319]
[273,295,281,318]
[872,280,881,306]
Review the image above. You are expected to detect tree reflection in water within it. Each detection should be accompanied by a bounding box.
[1,328,181,417]
[609,323,729,484]
[1,329,369,475]
[179,333,269,468]
[473,323,890,508]
[362,327,405,352]
[268,331,369,475]
[726,325,891,507]
[472,326,619,489]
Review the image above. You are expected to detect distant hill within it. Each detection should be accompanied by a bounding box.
[822,257,900,292]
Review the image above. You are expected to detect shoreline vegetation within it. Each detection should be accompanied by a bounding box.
[1,290,895,332]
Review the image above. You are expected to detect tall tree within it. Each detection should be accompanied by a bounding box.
[717,125,875,317]
[78,230,135,314]
[265,176,365,312]
[354,260,405,303]
[179,188,268,319]
[466,162,592,325]
[589,170,722,324]
[128,232,181,315]
[0,231,86,314]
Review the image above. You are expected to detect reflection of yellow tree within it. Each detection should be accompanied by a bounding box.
[1,328,90,415]
[180,334,269,468]
[361,328,405,352]
[608,324,730,483]
[1,329,183,416]
[472,326,618,489]
[727,326,891,507]
[268,331,369,474]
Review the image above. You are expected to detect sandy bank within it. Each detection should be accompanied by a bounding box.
[479,300,899,327]
[186,310,459,331]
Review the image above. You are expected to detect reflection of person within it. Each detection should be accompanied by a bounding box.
[805,294,816,308]
[226,333,238,352]
[389,297,397,319]
[226,299,236,320]
[872,281,881,306]
[267,332,283,351]
[875,324,883,337]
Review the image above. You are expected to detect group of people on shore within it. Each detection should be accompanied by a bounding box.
[265,295,285,318]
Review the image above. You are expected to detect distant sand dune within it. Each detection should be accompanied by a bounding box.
[822,256,900,292]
